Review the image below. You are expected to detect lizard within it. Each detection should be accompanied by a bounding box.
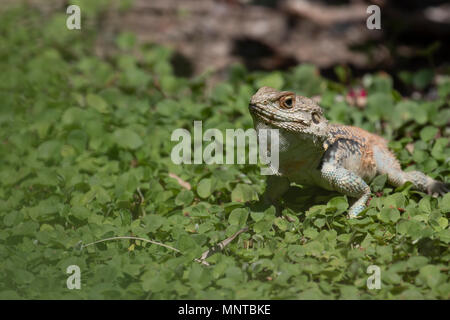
[249,86,449,218]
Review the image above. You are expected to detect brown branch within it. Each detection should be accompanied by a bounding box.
[169,173,191,190]
[195,226,249,266]
[283,0,369,26]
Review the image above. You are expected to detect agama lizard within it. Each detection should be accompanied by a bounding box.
[249,86,449,217]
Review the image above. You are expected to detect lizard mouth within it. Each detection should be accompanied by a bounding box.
[249,103,308,126]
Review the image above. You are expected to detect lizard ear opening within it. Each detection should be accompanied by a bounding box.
[312,112,321,124]
[280,95,294,109]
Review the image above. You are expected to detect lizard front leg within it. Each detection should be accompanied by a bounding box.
[262,175,290,211]
[321,162,371,218]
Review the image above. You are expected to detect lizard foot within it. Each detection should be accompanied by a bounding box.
[427,181,449,197]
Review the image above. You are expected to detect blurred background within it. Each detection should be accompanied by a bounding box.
[8,0,450,92]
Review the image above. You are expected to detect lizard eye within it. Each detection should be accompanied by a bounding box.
[280,95,294,109]
[312,112,321,124]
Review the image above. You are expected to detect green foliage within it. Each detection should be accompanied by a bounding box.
[0,5,448,300]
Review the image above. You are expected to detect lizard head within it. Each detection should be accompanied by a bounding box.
[249,86,328,138]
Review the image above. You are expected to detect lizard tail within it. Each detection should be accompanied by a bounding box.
[403,171,449,196]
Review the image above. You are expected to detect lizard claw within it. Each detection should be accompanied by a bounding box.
[427,181,449,197]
